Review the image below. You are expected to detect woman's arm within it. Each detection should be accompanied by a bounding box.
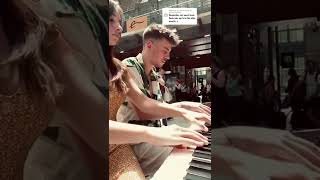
[109,120,148,144]
[132,106,164,120]
[109,121,208,147]
[135,101,211,121]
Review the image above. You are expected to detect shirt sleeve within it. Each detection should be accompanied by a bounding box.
[122,58,145,90]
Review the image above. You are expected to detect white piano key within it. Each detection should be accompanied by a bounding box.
[151,148,194,180]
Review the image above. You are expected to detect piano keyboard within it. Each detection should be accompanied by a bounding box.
[292,128,320,147]
[151,125,212,180]
[184,129,211,180]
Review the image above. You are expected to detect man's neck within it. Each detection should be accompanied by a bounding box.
[141,51,154,77]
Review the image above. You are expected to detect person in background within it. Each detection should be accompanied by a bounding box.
[291,62,320,130]
[180,81,187,101]
[200,82,206,95]
[286,68,299,96]
[226,65,244,123]
[304,61,320,101]
[212,56,228,127]
[261,75,279,126]
[283,68,300,108]
[207,82,212,102]
[175,79,182,102]
[206,82,211,95]
[157,68,172,103]
[158,68,166,86]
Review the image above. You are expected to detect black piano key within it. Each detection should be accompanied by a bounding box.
[187,166,211,179]
[203,144,210,148]
[192,156,211,164]
[202,132,211,135]
[193,152,211,160]
[196,146,210,151]
[194,149,211,155]
[196,146,210,152]
[192,158,211,165]
[189,159,211,170]
[184,173,211,180]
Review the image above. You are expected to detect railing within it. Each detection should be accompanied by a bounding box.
[123,0,211,32]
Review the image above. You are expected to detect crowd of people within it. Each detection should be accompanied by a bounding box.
[162,79,212,103]
[283,61,320,130]
[211,54,320,131]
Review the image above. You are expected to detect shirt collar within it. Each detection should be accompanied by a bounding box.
[136,53,144,65]
[136,53,158,77]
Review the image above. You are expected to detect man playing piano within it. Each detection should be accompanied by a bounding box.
[117,24,211,177]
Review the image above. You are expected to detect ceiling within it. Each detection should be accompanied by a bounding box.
[115,11,212,65]
[114,1,213,69]
[216,0,320,24]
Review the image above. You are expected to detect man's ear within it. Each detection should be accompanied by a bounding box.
[146,40,152,49]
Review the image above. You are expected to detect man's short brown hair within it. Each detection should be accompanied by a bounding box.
[143,24,181,47]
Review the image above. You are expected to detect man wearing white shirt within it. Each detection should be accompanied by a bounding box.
[117,24,181,177]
